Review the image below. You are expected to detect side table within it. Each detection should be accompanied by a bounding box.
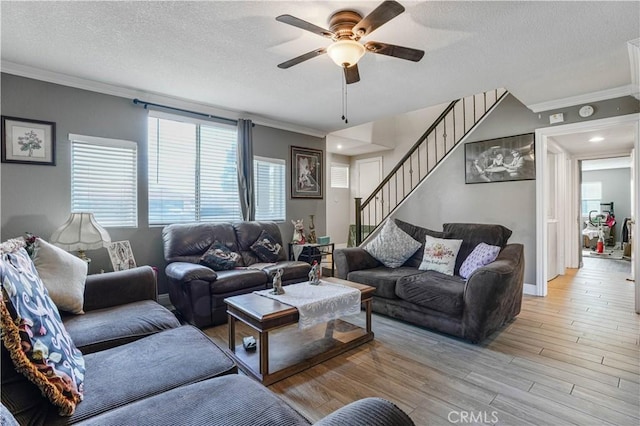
[288,242,335,277]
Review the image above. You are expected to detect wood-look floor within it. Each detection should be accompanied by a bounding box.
[204,262,639,425]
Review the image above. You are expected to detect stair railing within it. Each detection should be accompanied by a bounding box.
[354,88,508,245]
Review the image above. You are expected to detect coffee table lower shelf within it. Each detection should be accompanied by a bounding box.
[229,318,373,386]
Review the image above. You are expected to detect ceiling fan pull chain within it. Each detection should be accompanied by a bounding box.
[342,67,349,124]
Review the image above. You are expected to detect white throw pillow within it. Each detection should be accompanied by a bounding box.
[363,219,421,268]
[419,235,463,276]
[32,238,88,314]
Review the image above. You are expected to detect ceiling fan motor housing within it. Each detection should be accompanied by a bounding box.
[329,10,363,40]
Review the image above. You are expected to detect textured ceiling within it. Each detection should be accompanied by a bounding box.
[1,1,639,135]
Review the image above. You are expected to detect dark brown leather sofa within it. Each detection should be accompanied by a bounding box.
[334,220,524,343]
[162,221,311,327]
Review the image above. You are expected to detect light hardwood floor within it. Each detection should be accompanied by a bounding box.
[204,265,639,425]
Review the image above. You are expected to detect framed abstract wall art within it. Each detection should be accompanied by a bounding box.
[1,116,56,165]
[464,133,535,184]
[291,146,323,198]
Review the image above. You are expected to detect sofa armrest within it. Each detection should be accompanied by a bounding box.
[165,262,218,283]
[314,397,414,426]
[334,247,380,279]
[462,243,525,343]
[83,266,157,311]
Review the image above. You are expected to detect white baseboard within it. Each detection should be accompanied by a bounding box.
[158,293,173,309]
[523,283,538,296]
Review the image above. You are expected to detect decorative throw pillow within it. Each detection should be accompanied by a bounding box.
[0,247,85,416]
[459,243,501,279]
[200,241,241,271]
[32,238,88,314]
[419,235,463,276]
[250,231,282,263]
[363,219,422,268]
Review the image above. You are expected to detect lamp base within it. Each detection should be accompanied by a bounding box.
[76,250,91,264]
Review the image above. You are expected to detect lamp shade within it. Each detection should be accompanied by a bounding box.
[50,212,111,251]
[327,40,366,68]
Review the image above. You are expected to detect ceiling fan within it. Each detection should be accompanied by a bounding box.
[276,0,424,84]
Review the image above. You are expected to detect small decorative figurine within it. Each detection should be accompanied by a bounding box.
[271,268,285,295]
[307,214,317,244]
[291,219,306,244]
[308,260,321,285]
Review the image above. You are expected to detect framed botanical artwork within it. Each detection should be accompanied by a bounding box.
[1,116,56,165]
[107,240,137,271]
[291,145,323,199]
[464,133,535,184]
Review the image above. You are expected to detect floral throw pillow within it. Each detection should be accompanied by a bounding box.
[200,241,242,271]
[250,231,282,263]
[459,242,501,279]
[0,247,85,416]
[363,219,422,268]
[419,235,463,276]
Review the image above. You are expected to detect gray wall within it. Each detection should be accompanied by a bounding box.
[582,168,631,242]
[1,73,325,293]
[325,152,351,246]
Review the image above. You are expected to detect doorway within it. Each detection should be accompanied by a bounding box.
[535,114,640,313]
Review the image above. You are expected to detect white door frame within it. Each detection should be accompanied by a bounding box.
[535,114,640,312]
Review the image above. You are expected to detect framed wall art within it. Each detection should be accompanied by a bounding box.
[291,145,323,199]
[1,116,56,165]
[107,240,137,271]
[464,133,535,184]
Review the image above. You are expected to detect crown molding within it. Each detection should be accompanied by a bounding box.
[527,85,634,113]
[0,61,327,138]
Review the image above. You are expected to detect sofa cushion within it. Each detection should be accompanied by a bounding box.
[250,230,283,263]
[363,220,421,268]
[418,235,463,276]
[38,326,237,425]
[347,267,423,299]
[0,247,85,416]
[394,219,447,267]
[210,268,267,294]
[261,261,311,284]
[199,241,241,271]
[459,243,501,279]
[74,375,310,426]
[63,300,181,354]
[234,221,287,265]
[32,238,88,314]
[395,272,466,316]
[442,223,512,275]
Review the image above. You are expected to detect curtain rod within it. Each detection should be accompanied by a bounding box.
[132,98,240,126]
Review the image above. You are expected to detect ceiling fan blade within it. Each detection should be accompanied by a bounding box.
[277,48,327,69]
[365,41,425,62]
[353,0,405,37]
[344,64,360,84]
[276,14,334,38]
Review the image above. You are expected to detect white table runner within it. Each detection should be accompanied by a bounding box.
[255,280,361,329]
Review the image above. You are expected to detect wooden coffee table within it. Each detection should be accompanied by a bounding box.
[224,277,374,386]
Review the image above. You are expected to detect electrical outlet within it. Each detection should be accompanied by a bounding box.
[549,113,564,124]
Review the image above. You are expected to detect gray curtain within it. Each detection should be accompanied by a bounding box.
[237,119,254,221]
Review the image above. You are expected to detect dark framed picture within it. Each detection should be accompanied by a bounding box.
[291,146,323,199]
[1,116,56,165]
[464,133,535,184]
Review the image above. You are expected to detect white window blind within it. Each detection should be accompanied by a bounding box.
[331,163,349,188]
[148,115,242,225]
[254,156,285,221]
[70,134,138,227]
[581,182,602,216]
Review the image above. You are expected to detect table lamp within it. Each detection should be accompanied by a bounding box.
[49,212,111,263]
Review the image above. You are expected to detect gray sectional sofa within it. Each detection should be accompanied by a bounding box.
[163,221,311,327]
[334,220,524,343]
[1,265,414,425]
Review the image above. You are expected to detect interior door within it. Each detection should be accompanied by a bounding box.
[355,157,383,226]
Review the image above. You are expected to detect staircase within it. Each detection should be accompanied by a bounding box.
[354,88,508,245]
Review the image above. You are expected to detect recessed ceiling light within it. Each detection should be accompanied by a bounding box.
[337,144,343,150]
[589,136,604,142]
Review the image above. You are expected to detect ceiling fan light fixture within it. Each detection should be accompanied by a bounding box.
[327,40,366,67]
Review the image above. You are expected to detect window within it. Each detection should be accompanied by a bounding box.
[70,134,138,227]
[331,163,349,188]
[148,114,242,225]
[254,156,285,221]
[581,181,601,216]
